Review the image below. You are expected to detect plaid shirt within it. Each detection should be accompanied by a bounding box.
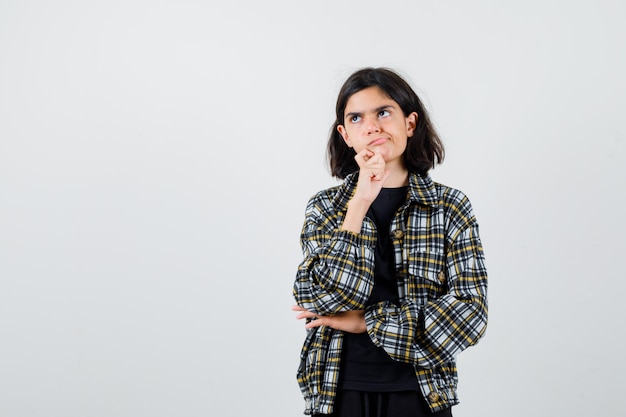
[293,172,488,415]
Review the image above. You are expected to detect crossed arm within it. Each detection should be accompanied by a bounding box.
[291,305,366,333]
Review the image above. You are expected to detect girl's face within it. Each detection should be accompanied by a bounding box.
[337,86,417,172]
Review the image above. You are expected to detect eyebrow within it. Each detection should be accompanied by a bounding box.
[345,105,395,120]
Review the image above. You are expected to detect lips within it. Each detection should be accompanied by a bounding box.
[368,137,387,146]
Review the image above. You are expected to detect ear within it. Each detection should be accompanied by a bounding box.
[406,112,418,137]
[337,125,353,147]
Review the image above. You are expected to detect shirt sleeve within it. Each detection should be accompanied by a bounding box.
[292,194,376,315]
[364,221,488,369]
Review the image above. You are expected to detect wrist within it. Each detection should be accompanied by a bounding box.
[340,199,370,233]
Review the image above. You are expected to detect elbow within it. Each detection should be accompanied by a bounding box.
[468,296,488,346]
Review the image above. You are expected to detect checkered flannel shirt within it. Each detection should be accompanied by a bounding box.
[293,172,488,415]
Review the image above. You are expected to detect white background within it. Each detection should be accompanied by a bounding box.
[1,1,624,416]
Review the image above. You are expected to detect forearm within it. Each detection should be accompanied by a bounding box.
[365,293,487,368]
[293,228,375,315]
[340,199,370,233]
[364,225,488,368]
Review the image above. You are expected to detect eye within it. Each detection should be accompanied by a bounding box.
[350,115,361,123]
[378,109,390,118]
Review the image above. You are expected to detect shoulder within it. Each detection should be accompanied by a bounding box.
[409,172,474,218]
[307,184,341,203]
[304,184,342,217]
[432,181,478,233]
[434,182,473,212]
[304,174,357,216]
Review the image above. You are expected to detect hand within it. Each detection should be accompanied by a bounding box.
[291,305,367,334]
[339,149,390,233]
[353,149,390,204]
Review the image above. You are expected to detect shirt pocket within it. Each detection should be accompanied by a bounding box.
[405,251,446,304]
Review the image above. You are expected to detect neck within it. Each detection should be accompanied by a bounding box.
[383,168,409,188]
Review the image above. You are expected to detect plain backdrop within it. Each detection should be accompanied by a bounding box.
[1,1,624,416]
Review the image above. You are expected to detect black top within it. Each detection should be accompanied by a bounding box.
[339,186,419,391]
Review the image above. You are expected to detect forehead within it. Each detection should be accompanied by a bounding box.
[345,86,398,112]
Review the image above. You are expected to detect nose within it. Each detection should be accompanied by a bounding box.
[365,117,381,134]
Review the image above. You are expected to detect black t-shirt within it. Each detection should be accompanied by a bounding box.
[339,186,419,391]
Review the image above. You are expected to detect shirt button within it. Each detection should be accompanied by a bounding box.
[428,391,440,403]
[438,271,446,283]
[392,229,404,239]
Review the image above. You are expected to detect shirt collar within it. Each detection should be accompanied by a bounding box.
[332,171,439,212]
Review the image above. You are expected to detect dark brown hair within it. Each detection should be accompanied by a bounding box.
[327,67,444,178]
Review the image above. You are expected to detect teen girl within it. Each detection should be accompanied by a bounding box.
[293,67,488,417]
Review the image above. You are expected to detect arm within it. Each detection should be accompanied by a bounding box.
[365,215,488,368]
[292,193,375,315]
[291,305,367,333]
[293,149,388,316]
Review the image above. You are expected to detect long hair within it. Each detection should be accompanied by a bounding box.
[327,67,444,178]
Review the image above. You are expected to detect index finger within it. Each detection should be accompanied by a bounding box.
[354,149,374,167]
